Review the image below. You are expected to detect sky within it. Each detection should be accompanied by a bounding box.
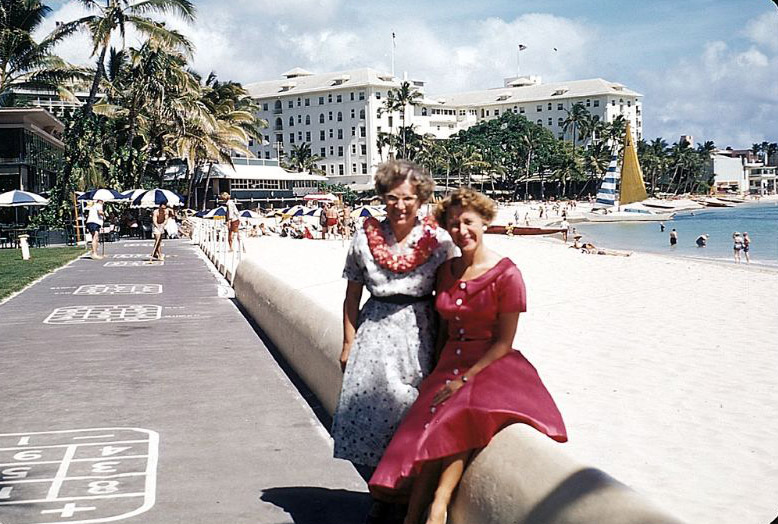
[40,0,778,148]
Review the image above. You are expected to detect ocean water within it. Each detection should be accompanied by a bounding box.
[573,202,778,268]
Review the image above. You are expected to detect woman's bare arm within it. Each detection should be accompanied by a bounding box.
[340,280,364,371]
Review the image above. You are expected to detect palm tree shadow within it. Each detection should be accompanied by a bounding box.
[261,486,371,524]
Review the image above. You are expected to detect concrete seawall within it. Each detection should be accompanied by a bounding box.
[233,256,684,524]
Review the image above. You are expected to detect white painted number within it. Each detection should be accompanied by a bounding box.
[2,466,31,479]
[0,486,13,499]
[13,450,42,461]
[101,445,131,456]
[87,480,120,494]
[91,461,120,473]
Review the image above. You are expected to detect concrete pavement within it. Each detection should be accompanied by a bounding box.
[0,239,368,524]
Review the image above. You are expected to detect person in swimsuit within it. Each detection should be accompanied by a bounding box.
[733,232,743,263]
[151,204,168,260]
[742,232,751,263]
[670,229,678,246]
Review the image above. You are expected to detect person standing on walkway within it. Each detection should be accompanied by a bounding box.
[222,192,240,251]
[742,232,751,263]
[150,204,169,260]
[85,199,105,259]
[332,160,455,523]
[670,228,678,246]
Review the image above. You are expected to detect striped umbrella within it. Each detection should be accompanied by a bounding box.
[77,188,127,202]
[350,205,385,219]
[204,206,227,218]
[120,189,147,202]
[193,209,210,218]
[240,210,261,219]
[132,188,185,208]
[0,190,49,207]
[280,204,308,217]
[304,208,323,217]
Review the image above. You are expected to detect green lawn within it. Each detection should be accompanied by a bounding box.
[0,247,84,301]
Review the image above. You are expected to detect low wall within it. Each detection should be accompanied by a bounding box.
[233,256,684,524]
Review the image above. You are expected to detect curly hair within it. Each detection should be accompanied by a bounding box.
[373,160,435,203]
[434,187,497,225]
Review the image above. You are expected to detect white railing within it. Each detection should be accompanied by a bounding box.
[189,217,243,284]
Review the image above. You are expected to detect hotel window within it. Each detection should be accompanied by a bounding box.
[328,111,333,121]
[612,100,615,106]
[548,118,552,126]
[376,92,381,99]
[361,163,367,174]
[558,117,563,126]
[350,109,355,118]
[388,116,393,127]
[593,100,600,107]
[338,129,343,139]
[262,103,268,111]
[359,91,365,100]
[328,94,332,103]
[264,135,269,142]
[320,147,326,157]
[337,164,344,175]
[319,113,325,124]
[494,109,499,116]
[547,102,552,110]
[305,98,310,106]
[319,96,324,105]
[275,134,283,142]
[359,109,365,119]
[557,103,563,110]
[338,146,343,157]
[536,119,542,125]
[289,133,295,143]
[289,116,294,126]
[248,138,254,146]
[361,144,367,155]
[330,165,335,174]
[485,110,490,116]
[351,144,357,154]
[536,105,542,112]
[329,129,334,138]
[297,115,302,124]
[305,131,311,141]
[350,92,355,101]
[422,107,428,116]
[297,97,301,107]
[288,100,293,108]
[360,126,366,137]
[265,151,270,159]
[319,130,325,140]
[336,94,342,103]
[337,111,343,122]
[352,126,356,136]
[298,131,302,141]
[352,163,357,173]
[305,115,310,125]
[586,99,590,107]
[519,106,525,114]
[627,100,631,107]
[329,146,334,156]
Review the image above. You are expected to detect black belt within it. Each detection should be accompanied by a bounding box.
[371,294,433,305]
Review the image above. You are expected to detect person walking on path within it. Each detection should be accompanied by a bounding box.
[670,228,678,246]
[85,199,104,259]
[222,192,240,251]
[733,232,744,263]
[560,218,570,243]
[742,232,751,263]
[150,204,169,260]
[369,188,566,524]
[332,160,455,524]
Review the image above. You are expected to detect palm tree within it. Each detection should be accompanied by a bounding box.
[378,80,422,159]
[561,102,589,152]
[283,142,323,174]
[51,0,196,116]
[604,115,628,152]
[0,0,84,104]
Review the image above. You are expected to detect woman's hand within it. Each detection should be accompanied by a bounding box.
[432,378,465,405]
[339,343,352,372]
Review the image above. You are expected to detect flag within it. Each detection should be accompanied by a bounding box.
[553,47,558,51]
[518,44,527,51]
[392,32,396,48]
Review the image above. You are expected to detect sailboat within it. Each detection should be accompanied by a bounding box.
[584,122,675,222]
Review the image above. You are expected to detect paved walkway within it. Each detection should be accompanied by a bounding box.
[0,240,368,524]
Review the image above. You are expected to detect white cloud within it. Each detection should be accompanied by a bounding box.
[744,13,778,52]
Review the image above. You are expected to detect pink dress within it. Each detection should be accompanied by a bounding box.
[369,258,567,494]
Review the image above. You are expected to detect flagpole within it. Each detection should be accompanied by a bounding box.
[391,31,396,76]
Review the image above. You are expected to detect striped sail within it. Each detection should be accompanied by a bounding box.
[594,154,620,208]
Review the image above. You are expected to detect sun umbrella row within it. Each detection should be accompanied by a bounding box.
[76,188,186,207]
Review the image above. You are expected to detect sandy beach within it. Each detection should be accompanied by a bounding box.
[242,231,778,524]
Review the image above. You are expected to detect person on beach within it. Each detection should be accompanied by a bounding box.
[326,203,339,238]
[670,228,678,246]
[696,234,708,247]
[332,160,455,524]
[222,192,240,251]
[319,204,329,239]
[660,221,665,232]
[150,203,169,260]
[742,232,751,263]
[85,199,104,259]
[560,218,570,243]
[369,188,567,524]
[733,232,744,263]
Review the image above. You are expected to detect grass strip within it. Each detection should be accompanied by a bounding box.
[0,247,84,301]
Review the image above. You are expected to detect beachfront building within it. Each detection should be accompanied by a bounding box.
[746,164,777,195]
[0,108,65,194]
[708,153,748,194]
[191,157,326,210]
[245,68,644,189]
[6,87,101,118]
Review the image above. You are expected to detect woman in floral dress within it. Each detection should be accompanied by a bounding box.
[332,161,454,521]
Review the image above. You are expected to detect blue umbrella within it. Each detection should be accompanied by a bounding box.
[120,189,147,201]
[132,188,185,208]
[193,209,210,218]
[0,190,49,207]
[77,188,127,202]
[240,209,261,219]
[280,205,307,217]
[204,206,227,218]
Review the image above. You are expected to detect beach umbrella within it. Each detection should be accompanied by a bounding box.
[77,188,127,202]
[280,204,308,217]
[0,190,49,207]
[303,192,337,202]
[132,188,185,208]
[193,209,210,218]
[240,209,261,219]
[351,205,385,219]
[204,206,227,218]
[120,189,147,201]
[304,208,323,217]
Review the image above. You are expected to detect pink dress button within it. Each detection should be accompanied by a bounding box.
[455,298,463,306]
[459,282,467,290]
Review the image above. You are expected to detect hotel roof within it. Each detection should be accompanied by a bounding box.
[244,68,402,99]
[432,78,642,108]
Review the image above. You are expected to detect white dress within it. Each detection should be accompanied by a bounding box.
[332,218,455,467]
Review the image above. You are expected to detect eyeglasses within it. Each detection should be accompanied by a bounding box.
[385,194,419,206]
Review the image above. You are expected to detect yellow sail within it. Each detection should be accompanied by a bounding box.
[619,121,647,205]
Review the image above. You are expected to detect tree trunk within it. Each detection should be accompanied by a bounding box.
[84,46,108,116]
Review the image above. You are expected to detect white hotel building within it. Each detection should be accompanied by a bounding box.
[245,67,643,188]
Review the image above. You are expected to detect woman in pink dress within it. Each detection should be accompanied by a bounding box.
[369,188,567,524]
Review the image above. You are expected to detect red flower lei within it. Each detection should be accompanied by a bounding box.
[364,216,440,273]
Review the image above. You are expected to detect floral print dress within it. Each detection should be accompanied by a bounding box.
[332,218,455,467]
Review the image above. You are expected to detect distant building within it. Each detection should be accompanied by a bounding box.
[745,164,776,195]
[708,153,747,194]
[7,87,100,118]
[0,108,64,194]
